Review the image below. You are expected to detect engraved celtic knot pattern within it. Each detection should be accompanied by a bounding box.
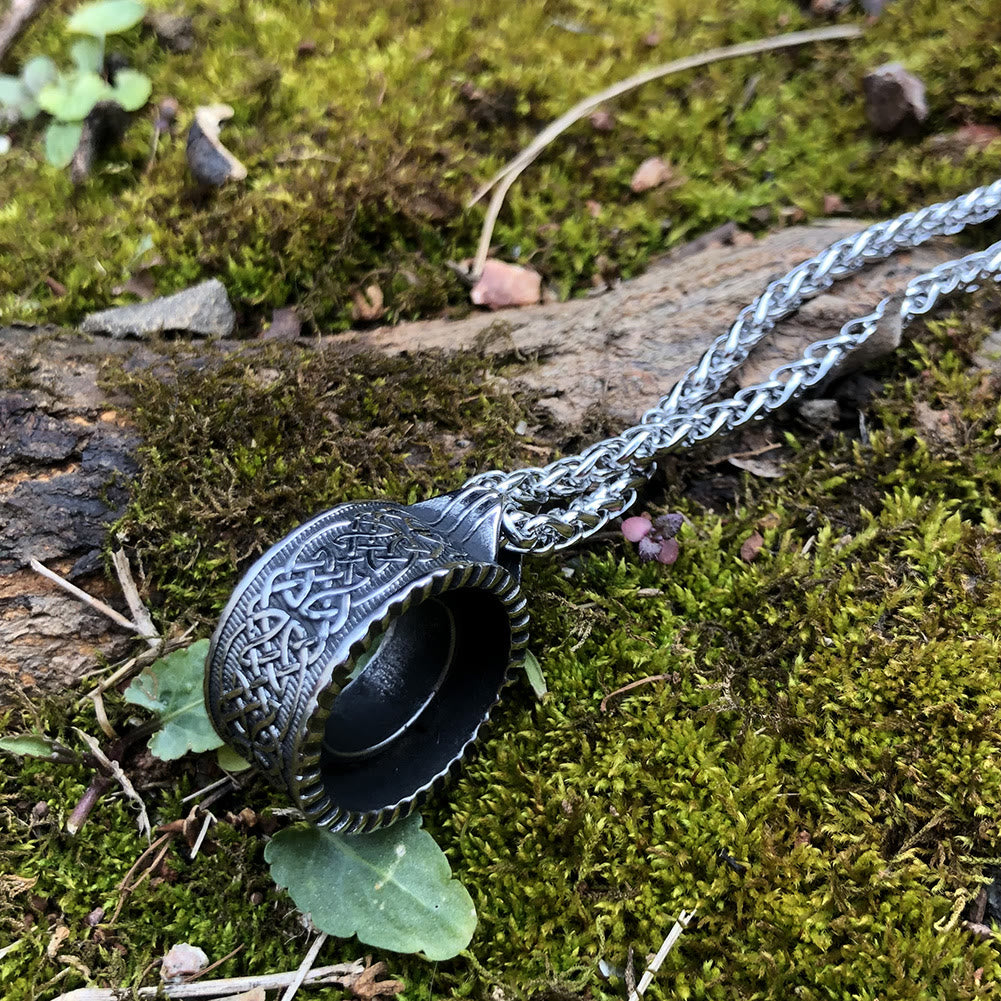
[211,505,449,780]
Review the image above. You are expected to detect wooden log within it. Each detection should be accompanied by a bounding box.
[0,222,963,695]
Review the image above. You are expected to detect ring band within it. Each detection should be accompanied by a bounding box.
[205,490,527,831]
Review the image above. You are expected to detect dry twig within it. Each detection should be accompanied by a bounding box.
[0,0,47,62]
[600,674,671,713]
[111,549,160,646]
[627,909,697,1001]
[467,24,862,278]
[279,933,329,1001]
[74,728,152,840]
[50,960,367,1001]
[29,558,156,639]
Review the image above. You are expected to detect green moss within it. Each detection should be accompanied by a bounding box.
[5,1,1001,996]
[5,296,1001,998]
[103,340,542,623]
[2,0,1000,329]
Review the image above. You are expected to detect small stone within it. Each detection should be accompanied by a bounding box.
[156,97,180,133]
[470,259,541,310]
[31,801,48,820]
[652,512,683,538]
[862,63,928,135]
[148,12,195,53]
[589,109,614,132]
[740,531,765,562]
[637,535,661,561]
[823,193,846,215]
[85,907,105,927]
[161,943,209,982]
[630,156,673,193]
[798,398,840,429]
[81,279,235,339]
[622,516,652,542]
[186,104,247,186]
[585,199,602,218]
[264,307,301,340]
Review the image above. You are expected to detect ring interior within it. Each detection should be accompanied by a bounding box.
[319,587,512,814]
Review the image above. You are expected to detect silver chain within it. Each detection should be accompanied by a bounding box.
[463,179,1001,555]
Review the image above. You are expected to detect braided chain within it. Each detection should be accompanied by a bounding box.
[463,180,1001,555]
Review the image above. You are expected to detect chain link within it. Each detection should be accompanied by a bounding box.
[462,179,1001,555]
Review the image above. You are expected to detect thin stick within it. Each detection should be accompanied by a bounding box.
[627,909,697,1001]
[30,558,149,637]
[108,836,173,925]
[181,776,233,804]
[467,24,862,278]
[111,549,160,645]
[0,0,47,62]
[280,933,329,1001]
[50,961,366,1001]
[75,728,151,841]
[181,945,245,984]
[77,657,140,707]
[600,674,670,713]
[189,811,215,860]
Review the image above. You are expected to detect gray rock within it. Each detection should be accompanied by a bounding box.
[798,398,840,429]
[81,278,235,338]
[863,62,928,135]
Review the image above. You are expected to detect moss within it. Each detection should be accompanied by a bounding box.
[4,0,1001,996]
[4,295,1001,998]
[103,339,543,623]
[1,0,1000,330]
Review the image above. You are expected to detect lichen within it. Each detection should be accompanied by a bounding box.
[1,0,1000,329]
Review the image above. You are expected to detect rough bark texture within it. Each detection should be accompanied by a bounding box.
[338,220,957,427]
[0,221,964,696]
[0,335,140,702]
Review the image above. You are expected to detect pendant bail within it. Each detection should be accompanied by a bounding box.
[205,488,527,832]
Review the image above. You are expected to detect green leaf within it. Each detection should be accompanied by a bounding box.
[266,814,477,960]
[124,639,223,760]
[0,734,62,758]
[0,75,26,107]
[109,68,150,111]
[67,0,146,37]
[216,744,251,772]
[38,72,110,122]
[45,120,83,167]
[70,38,104,74]
[21,56,58,95]
[522,649,548,699]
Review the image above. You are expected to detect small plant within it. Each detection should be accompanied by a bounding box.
[0,0,151,168]
[127,639,478,959]
[622,511,684,564]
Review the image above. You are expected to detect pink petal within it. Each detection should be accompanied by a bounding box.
[622,516,652,542]
[657,538,679,565]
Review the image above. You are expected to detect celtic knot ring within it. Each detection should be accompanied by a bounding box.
[205,488,527,832]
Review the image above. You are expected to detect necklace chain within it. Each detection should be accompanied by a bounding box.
[463,179,1001,555]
